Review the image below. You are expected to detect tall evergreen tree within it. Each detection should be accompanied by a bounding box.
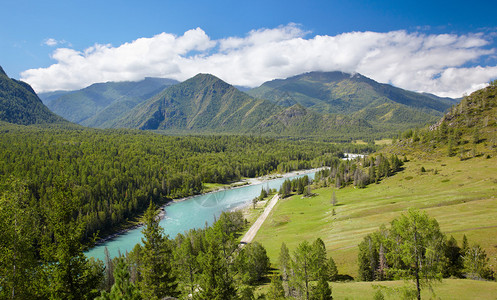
[311,268,332,300]
[40,180,104,300]
[0,179,41,299]
[195,237,237,300]
[292,241,313,300]
[96,255,141,300]
[311,238,328,280]
[139,202,178,299]
[279,242,291,281]
[266,274,286,300]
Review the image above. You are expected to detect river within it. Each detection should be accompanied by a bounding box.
[86,169,317,261]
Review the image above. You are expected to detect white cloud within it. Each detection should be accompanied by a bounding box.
[44,38,59,46]
[24,25,497,98]
[43,38,70,47]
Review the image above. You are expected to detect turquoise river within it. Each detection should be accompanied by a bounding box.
[86,170,316,261]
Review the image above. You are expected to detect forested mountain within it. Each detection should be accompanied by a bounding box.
[113,73,378,138]
[253,103,374,137]
[0,66,68,125]
[247,71,458,131]
[42,77,178,127]
[113,73,282,132]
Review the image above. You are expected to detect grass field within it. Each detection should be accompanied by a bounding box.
[331,279,497,300]
[251,153,497,297]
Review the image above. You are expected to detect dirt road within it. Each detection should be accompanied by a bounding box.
[240,194,280,245]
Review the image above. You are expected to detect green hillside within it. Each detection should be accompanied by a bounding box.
[253,104,374,138]
[248,71,458,132]
[45,77,178,127]
[114,73,379,138]
[251,84,497,297]
[113,73,281,132]
[0,66,68,125]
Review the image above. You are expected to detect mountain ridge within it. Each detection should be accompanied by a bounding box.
[0,66,69,126]
[247,71,458,131]
[43,77,178,127]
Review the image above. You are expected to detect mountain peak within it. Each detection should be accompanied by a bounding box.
[0,66,7,77]
[190,73,227,84]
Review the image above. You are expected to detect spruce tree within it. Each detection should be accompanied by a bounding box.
[139,202,178,299]
[266,274,285,300]
[96,255,140,300]
[311,269,332,300]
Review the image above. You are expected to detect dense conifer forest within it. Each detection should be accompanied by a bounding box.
[0,123,374,241]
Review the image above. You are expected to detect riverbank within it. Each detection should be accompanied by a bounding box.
[92,167,323,246]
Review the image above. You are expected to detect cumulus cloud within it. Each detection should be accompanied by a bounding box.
[23,24,497,97]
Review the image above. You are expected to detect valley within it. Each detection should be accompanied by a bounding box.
[1,64,496,299]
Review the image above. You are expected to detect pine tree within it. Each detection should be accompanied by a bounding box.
[462,234,469,254]
[327,257,338,281]
[195,237,236,300]
[311,238,328,280]
[174,233,199,296]
[376,243,387,281]
[266,274,286,300]
[279,242,291,281]
[103,247,114,291]
[139,202,178,299]
[0,179,41,299]
[463,244,493,280]
[311,269,332,300]
[96,255,141,300]
[41,180,104,300]
[292,241,313,300]
[386,209,447,300]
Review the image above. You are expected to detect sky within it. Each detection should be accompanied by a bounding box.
[2,0,497,97]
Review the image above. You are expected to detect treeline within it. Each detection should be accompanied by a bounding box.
[0,125,374,240]
[357,209,495,299]
[278,175,312,198]
[314,153,404,189]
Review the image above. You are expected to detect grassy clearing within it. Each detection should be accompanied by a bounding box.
[354,139,393,145]
[254,154,497,279]
[331,279,497,300]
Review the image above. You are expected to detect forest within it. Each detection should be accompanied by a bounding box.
[0,124,374,241]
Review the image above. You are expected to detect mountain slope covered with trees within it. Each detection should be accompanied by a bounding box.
[248,71,458,132]
[42,77,178,127]
[0,66,68,125]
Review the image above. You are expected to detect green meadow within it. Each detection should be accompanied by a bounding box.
[252,153,497,297]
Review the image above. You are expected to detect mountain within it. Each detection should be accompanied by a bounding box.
[44,77,178,128]
[247,71,458,131]
[252,104,373,137]
[113,73,377,137]
[113,74,281,132]
[38,90,72,105]
[0,66,68,125]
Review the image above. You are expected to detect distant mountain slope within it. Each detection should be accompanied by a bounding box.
[253,104,373,137]
[113,74,281,132]
[247,71,458,129]
[0,66,68,125]
[113,73,376,138]
[45,77,178,127]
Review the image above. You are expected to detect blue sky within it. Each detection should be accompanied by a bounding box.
[2,0,496,97]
